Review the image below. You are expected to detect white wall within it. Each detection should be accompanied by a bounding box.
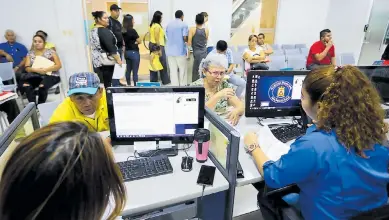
[149,0,232,46]
[324,0,373,61]
[275,0,331,46]
[0,0,89,91]
[275,0,373,61]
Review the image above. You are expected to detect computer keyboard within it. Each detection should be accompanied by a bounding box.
[270,124,306,143]
[117,155,173,182]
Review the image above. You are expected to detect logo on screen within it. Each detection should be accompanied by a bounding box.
[268,81,292,103]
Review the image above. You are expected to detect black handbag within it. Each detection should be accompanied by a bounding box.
[251,62,269,70]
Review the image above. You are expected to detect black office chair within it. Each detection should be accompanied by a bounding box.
[258,184,303,220]
[259,183,389,220]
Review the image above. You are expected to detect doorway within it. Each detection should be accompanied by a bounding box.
[358,0,389,65]
[82,0,150,81]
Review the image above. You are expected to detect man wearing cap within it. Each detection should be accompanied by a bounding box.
[108,4,123,57]
[50,72,109,132]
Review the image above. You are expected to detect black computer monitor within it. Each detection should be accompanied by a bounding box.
[245,70,309,118]
[107,87,205,145]
[357,66,389,103]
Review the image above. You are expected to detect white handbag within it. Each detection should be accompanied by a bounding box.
[100,53,116,66]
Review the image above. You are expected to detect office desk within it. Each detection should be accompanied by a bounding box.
[234,116,294,187]
[110,143,229,218]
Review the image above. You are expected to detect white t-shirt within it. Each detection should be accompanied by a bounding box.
[244,47,262,70]
[85,112,96,119]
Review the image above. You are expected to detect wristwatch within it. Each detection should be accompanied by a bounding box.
[246,143,259,154]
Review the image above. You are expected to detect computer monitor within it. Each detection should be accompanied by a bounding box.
[245,70,309,118]
[358,66,389,103]
[107,87,205,145]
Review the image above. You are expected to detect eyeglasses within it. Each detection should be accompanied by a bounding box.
[207,69,226,77]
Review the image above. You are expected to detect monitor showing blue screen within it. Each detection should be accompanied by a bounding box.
[245,70,309,117]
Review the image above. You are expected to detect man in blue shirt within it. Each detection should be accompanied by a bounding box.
[0,30,28,82]
[209,40,246,97]
[166,10,189,86]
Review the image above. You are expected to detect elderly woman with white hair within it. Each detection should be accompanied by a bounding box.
[191,53,244,125]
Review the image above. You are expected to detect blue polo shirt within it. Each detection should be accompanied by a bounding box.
[264,124,389,220]
[0,42,28,67]
[165,19,188,57]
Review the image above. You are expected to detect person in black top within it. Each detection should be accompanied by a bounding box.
[108,4,123,58]
[90,11,122,88]
[122,14,141,86]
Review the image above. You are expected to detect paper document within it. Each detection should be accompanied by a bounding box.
[32,56,55,75]
[0,91,17,102]
[112,64,127,79]
[257,125,290,161]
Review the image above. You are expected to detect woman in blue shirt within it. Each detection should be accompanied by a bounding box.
[244,65,389,219]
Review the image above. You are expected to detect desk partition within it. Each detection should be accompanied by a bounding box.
[205,107,240,220]
[0,103,40,156]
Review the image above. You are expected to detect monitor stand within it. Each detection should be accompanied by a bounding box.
[136,141,179,158]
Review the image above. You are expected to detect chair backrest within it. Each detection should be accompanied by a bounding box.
[285,49,301,56]
[272,50,285,56]
[350,204,389,219]
[336,56,341,66]
[268,56,287,70]
[272,44,280,50]
[232,51,244,65]
[300,48,309,58]
[287,55,306,70]
[281,44,295,50]
[37,101,61,126]
[0,62,15,82]
[340,53,356,65]
[295,44,307,49]
[237,45,247,53]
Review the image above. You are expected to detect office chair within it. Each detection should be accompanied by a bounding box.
[37,101,61,126]
[268,56,288,70]
[260,183,389,220]
[287,55,306,70]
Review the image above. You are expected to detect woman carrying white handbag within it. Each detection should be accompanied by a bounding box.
[90,11,123,88]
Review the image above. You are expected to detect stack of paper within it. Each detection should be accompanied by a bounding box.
[32,56,55,75]
[0,91,17,102]
[257,125,290,161]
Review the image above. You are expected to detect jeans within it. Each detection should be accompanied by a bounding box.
[125,50,140,85]
[149,43,170,85]
[24,75,60,104]
[168,56,187,86]
[98,65,115,88]
[227,73,246,97]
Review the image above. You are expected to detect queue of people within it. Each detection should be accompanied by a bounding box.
[1,7,389,220]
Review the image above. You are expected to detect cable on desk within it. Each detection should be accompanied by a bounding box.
[195,185,206,220]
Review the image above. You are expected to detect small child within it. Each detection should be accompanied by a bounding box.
[149,45,163,82]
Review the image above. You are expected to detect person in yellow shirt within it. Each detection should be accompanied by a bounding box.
[149,45,163,82]
[149,11,170,85]
[50,72,109,132]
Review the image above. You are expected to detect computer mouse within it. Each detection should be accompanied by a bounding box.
[181,156,193,172]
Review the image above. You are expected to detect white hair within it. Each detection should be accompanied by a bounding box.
[4,29,15,36]
[198,53,228,78]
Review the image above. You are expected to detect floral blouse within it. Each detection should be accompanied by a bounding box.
[191,78,233,114]
[28,49,59,76]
